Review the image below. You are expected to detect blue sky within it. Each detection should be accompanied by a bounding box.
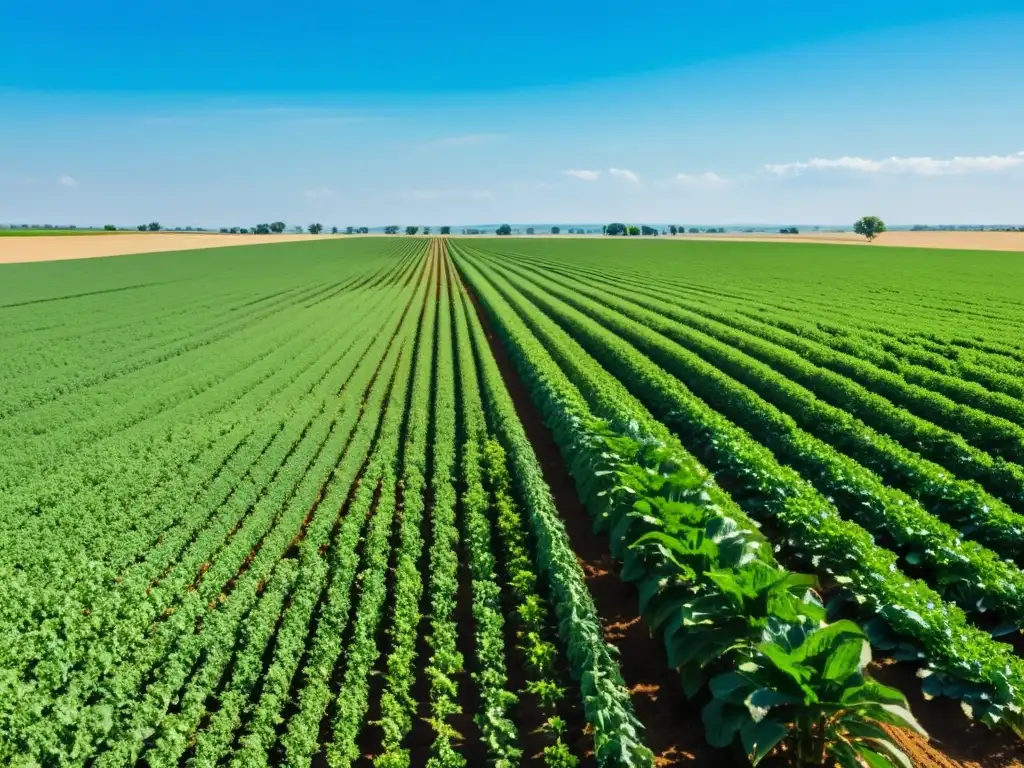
[2,1,1023,227]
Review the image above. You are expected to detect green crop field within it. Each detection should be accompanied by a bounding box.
[2,236,1024,768]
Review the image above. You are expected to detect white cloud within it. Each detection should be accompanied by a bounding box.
[433,133,503,147]
[563,169,600,181]
[401,189,493,201]
[609,167,640,184]
[304,187,335,200]
[765,151,1024,177]
[58,174,77,188]
[675,171,730,189]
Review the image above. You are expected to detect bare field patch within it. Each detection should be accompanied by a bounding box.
[0,233,342,264]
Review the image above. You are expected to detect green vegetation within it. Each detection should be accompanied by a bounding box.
[2,233,1022,766]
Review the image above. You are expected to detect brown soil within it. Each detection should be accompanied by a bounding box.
[0,233,344,264]
[449,248,742,766]
[871,660,1024,768]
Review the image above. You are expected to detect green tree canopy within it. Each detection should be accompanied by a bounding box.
[854,216,887,241]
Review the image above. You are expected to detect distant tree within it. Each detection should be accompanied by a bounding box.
[440,226,451,235]
[496,224,512,236]
[293,226,303,233]
[308,223,323,235]
[550,226,560,234]
[627,225,641,236]
[854,216,886,241]
[641,225,658,236]
[345,226,354,235]
[254,223,271,235]
[147,222,162,231]
[424,227,431,235]
[406,226,419,235]
[688,227,700,234]
[269,221,286,233]
[526,227,535,235]
[137,224,147,231]
[605,222,626,236]
[103,224,117,231]
[668,225,678,235]
[359,227,369,234]
[240,228,250,234]
[384,225,400,235]
[219,227,229,233]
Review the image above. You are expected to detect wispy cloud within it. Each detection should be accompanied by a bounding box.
[401,188,494,201]
[563,169,600,181]
[609,167,640,184]
[304,187,335,200]
[58,174,77,188]
[765,151,1024,177]
[674,171,730,189]
[432,133,504,147]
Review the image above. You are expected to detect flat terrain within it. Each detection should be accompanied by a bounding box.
[2,236,1024,767]
[680,229,1024,250]
[0,232,335,264]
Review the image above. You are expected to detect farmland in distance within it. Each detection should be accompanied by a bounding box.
[2,235,1024,767]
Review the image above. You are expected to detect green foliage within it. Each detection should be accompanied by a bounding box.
[496,224,512,236]
[854,216,886,240]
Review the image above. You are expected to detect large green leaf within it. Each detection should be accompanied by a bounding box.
[740,718,788,765]
[701,698,746,748]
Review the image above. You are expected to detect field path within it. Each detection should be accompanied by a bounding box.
[0,233,342,264]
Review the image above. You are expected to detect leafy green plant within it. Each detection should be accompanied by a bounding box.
[705,620,925,767]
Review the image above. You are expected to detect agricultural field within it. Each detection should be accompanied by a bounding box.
[2,235,1024,768]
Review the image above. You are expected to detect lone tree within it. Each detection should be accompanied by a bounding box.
[496,224,512,236]
[854,216,886,241]
[308,223,323,235]
[406,226,419,235]
[605,222,626,236]
[423,226,431,235]
[147,222,162,231]
[550,226,560,234]
[440,226,451,235]
[669,225,677,235]
[270,221,286,233]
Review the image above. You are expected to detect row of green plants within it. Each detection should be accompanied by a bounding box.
[453,246,926,766]
[483,437,579,768]
[373,244,440,767]
[101,288,425,768]
[452,255,654,766]
[0,249,422,688]
[454,267,522,766]
[530,263,1024,564]
[637,280,1024,507]
[422,269,468,767]
[497,256,1024,616]
[515,250,1024,514]
[734,304,1024,407]
[459,247,1024,738]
